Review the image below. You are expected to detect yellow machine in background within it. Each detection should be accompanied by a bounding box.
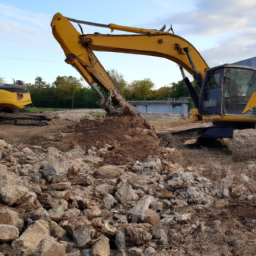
[0,82,32,112]
[51,13,256,138]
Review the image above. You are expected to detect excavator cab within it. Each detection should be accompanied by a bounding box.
[199,65,256,118]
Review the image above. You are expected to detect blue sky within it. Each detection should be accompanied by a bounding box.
[1,0,256,88]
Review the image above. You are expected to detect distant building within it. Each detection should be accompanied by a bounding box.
[129,97,189,116]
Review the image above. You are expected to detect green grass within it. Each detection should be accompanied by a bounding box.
[17,107,64,113]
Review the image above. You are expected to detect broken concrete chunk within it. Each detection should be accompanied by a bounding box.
[41,167,56,181]
[96,184,115,196]
[103,220,117,236]
[51,173,68,184]
[103,194,118,208]
[133,159,162,174]
[34,236,67,256]
[0,208,19,226]
[168,175,188,189]
[0,139,6,149]
[30,206,51,221]
[63,208,81,219]
[94,165,126,179]
[84,206,102,220]
[144,246,156,256]
[12,220,50,255]
[115,182,139,204]
[48,206,65,221]
[67,224,96,248]
[141,209,160,226]
[71,174,95,186]
[91,235,110,256]
[0,164,34,205]
[0,224,19,242]
[115,229,126,252]
[49,221,66,239]
[38,193,54,209]
[128,195,156,223]
[48,181,71,190]
[128,246,144,256]
[124,224,152,246]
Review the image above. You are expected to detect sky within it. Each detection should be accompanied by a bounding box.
[1,0,256,89]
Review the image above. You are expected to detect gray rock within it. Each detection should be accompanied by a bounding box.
[41,167,56,181]
[103,194,118,208]
[115,230,126,252]
[67,225,96,248]
[82,249,91,256]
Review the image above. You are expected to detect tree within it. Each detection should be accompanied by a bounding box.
[155,86,172,99]
[107,69,126,92]
[0,75,5,84]
[34,76,50,89]
[122,84,134,99]
[132,78,154,100]
[169,80,200,98]
[55,76,82,109]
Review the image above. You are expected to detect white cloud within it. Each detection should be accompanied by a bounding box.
[0,3,52,45]
[154,0,256,36]
[0,3,50,29]
[146,0,256,68]
[201,28,256,66]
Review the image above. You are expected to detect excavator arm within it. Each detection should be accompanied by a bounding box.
[51,13,209,115]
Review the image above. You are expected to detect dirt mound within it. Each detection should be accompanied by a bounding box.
[1,116,163,164]
[66,116,160,164]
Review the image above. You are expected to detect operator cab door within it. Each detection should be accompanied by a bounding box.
[199,67,224,116]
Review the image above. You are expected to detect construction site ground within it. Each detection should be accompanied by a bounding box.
[0,109,256,255]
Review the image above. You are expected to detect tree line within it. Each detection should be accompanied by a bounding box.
[0,70,199,108]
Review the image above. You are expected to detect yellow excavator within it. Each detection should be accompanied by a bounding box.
[0,80,32,112]
[51,13,256,139]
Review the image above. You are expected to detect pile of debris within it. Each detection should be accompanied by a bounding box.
[1,135,256,256]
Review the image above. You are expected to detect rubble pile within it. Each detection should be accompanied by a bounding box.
[1,133,256,255]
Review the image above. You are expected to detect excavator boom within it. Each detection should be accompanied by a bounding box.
[51,13,209,115]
